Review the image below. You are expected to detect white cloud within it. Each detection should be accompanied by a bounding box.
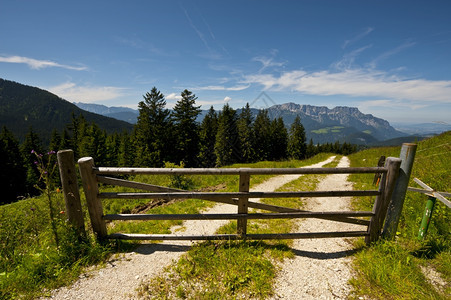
[224,96,232,103]
[243,68,451,103]
[0,55,87,70]
[342,27,374,49]
[48,82,125,103]
[166,93,182,100]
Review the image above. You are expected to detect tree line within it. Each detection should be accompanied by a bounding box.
[0,87,357,204]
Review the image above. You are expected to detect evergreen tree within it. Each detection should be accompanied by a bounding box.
[118,131,134,167]
[288,115,307,160]
[269,117,288,161]
[60,128,72,151]
[48,129,61,153]
[214,104,239,166]
[172,89,201,167]
[253,109,271,161]
[198,106,218,167]
[306,138,317,158]
[21,127,45,195]
[133,87,171,167]
[237,103,255,163]
[0,127,26,204]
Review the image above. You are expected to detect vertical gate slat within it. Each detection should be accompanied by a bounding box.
[237,173,250,237]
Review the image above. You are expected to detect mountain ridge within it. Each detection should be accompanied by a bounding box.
[0,78,133,144]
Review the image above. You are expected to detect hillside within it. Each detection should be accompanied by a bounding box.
[0,79,133,143]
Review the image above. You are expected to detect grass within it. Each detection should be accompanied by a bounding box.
[311,126,344,134]
[347,131,450,299]
[138,154,342,299]
[0,153,335,299]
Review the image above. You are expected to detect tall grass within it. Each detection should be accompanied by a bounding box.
[348,131,450,299]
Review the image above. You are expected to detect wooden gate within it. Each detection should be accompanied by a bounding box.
[57,150,402,245]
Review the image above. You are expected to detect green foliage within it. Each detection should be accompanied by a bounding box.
[0,127,26,204]
[172,89,201,167]
[198,106,218,167]
[214,104,240,166]
[348,131,450,299]
[288,115,307,160]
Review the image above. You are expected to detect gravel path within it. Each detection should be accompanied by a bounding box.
[45,156,354,299]
[272,156,359,299]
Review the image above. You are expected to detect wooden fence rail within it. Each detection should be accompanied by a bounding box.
[57,150,407,246]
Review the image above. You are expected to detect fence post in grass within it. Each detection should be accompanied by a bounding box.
[57,149,86,237]
[367,157,401,244]
[418,196,437,240]
[382,143,417,239]
[78,157,107,240]
[237,172,250,238]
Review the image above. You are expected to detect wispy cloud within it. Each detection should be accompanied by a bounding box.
[182,6,211,52]
[253,56,286,73]
[48,82,125,103]
[0,55,87,70]
[369,41,416,68]
[196,84,250,91]
[342,27,374,49]
[243,68,451,103]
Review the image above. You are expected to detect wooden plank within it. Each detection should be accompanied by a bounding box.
[103,211,373,221]
[106,231,369,241]
[409,178,451,209]
[57,150,85,236]
[237,173,250,236]
[78,157,107,240]
[98,190,380,200]
[97,176,185,192]
[94,166,387,176]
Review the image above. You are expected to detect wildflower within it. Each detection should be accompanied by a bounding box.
[31,149,35,154]
[34,161,38,165]
[59,211,65,214]
[56,188,61,193]
[30,207,36,212]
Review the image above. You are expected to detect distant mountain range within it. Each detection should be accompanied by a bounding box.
[0,79,133,144]
[74,101,410,145]
[1,78,444,147]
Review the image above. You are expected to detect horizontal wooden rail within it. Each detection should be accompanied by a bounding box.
[94,166,387,175]
[98,190,380,200]
[103,211,374,221]
[107,231,369,241]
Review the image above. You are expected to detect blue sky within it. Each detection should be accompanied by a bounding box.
[1,0,450,124]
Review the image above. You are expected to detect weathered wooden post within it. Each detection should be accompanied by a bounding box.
[382,143,417,239]
[57,150,85,236]
[366,157,401,244]
[78,157,107,240]
[237,172,250,238]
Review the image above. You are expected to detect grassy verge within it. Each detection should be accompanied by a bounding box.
[138,155,341,299]
[347,131,450,299]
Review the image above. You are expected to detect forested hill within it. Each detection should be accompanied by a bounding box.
[0,78,133,143]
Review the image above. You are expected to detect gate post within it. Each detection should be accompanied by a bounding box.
[237,172,250,237]
[367,157,401,244]
[382,143,417,239]
[57,149,86,237]
[78,157,107,240]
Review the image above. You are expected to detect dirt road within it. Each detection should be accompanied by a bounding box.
[46,156,358,299]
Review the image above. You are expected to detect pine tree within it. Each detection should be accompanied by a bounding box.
[214,104,239,166]
[237,103,255,163]
[269,117,288,161]
[0,127,26,204]
[253,109,271,161]
[198,106,218,167]
[21,127,45,195]
[133,87,171,167]
[288,115,307,160]
[306,138,317,158]
[172,89,201,167]
[48,129,61,153]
